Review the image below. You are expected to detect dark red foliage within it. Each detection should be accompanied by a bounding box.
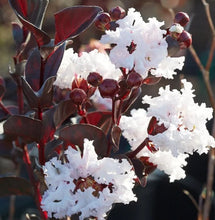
[80,111,112,135]
[111,125,122,152]
[147,116,167,136]
[9,0,49,27]
[55,6,103,44]
[0,177,34,196]
[121,87,141,113]
[59,124,108,157]
[142,76,161,85]
[3,115,42,143]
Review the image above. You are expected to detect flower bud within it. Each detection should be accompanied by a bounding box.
[70,88,87,105]
[109,6,126,21]
[98,79,119,98]
[174,12,190,27]
[126,71,143,88]
[169,23,184,40]
[94,12,111,31]
[178,30,192,49]
[87,72,103,87]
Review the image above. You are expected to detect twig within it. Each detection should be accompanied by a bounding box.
[201,0,215,36]
[23,145,47,219]
[183,190,200,212]
[205,37,215,71]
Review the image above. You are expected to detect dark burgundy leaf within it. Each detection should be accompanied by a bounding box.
[139,156,157,176]
[142,76,161,85]
[3,115,42,143]
[80,111,112,134]
[147,116,167,136]
[7,106,19,115]
[0,177,34,196]
[43,42,66,81]
[54,99,76,128]
[12,22,25,48]
[111,125,121,152]
[17,14,50,47]
[37,77,56,109]
[0,135,13,158]
[121,87,141,113]
[44,139,63,161]
[21,78,38,109]
[59,124,108,157]
[9,0,49,28]
[54,6,103,44]
[25,48,41,91]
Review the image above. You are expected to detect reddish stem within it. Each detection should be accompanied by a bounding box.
[23,145,47,219]
[127,138,149,159]
[0,101,10,115]
[38,107,45,166]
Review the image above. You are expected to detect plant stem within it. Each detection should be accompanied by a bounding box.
[23,145,47,220]
[127,138,149,159]
[0,101,10,115]
[38,107,45,166]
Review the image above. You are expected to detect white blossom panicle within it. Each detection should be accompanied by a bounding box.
[143,79,215,156]
[120,108,188,182]
[54,48,122,89]
[100,8,185,79]
[41,139,137,220]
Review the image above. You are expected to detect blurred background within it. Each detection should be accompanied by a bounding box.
[0,0,215,219]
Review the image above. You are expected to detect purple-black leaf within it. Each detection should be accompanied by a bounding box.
[121,87,141,114]
[12,22,26,48]
[0,135,13,158]
[16,14,50,47]
[80,111,112,134]
[111,125,121,152]
[59,124,108,157]
[54,6,103,44]
[53,99,76,128]
[3,115,42,143]
[43,42,66,81]
[9,0,49,28]
[25,48,41,92]
[0,177,34,196]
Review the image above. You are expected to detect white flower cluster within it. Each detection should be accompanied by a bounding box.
[42,139,136,220]
[54,48,122,89]
[100,8,185,79]
[120,80,215,182]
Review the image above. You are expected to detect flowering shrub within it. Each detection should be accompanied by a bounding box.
[0,0,214,220]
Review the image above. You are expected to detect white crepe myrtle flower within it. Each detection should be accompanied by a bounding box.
[54,48,122,89]
[41,139,137,220]
[143,79,215,156]
[100,8,185,79]
[119,108,188,181]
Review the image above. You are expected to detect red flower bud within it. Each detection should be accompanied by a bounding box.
[109,6,126,21]
[126,71,143,88]
[98,79,119,98]
[94,12,111,31]
[70,88,87,105]
[147,116,167,136]
[87,72,103,87]
[178,30,192,49]
[174,12,190,27]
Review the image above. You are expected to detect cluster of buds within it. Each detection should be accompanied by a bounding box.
[94,6,126,31]
[168,12,192,48]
